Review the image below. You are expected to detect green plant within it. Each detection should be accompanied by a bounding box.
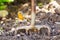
[0,0,14,10]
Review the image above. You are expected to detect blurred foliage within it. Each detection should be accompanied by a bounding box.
[38,3,43,8]
[0,0,14,10]
[37,0,51,4]
[0,0,14,2]
[0,0,54,10]
[37,0,52,8]
[0,5,7,10]
[0,3,4,6]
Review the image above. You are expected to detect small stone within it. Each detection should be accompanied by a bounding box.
[0,21,3,24]
[15,17,18,20]
[11,28,15,32]
[2,18,6,20]
[17,34,20,37]
[55,22,60,24]
[9,18,12,20]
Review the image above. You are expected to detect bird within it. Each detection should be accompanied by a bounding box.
[17,11,25,20]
